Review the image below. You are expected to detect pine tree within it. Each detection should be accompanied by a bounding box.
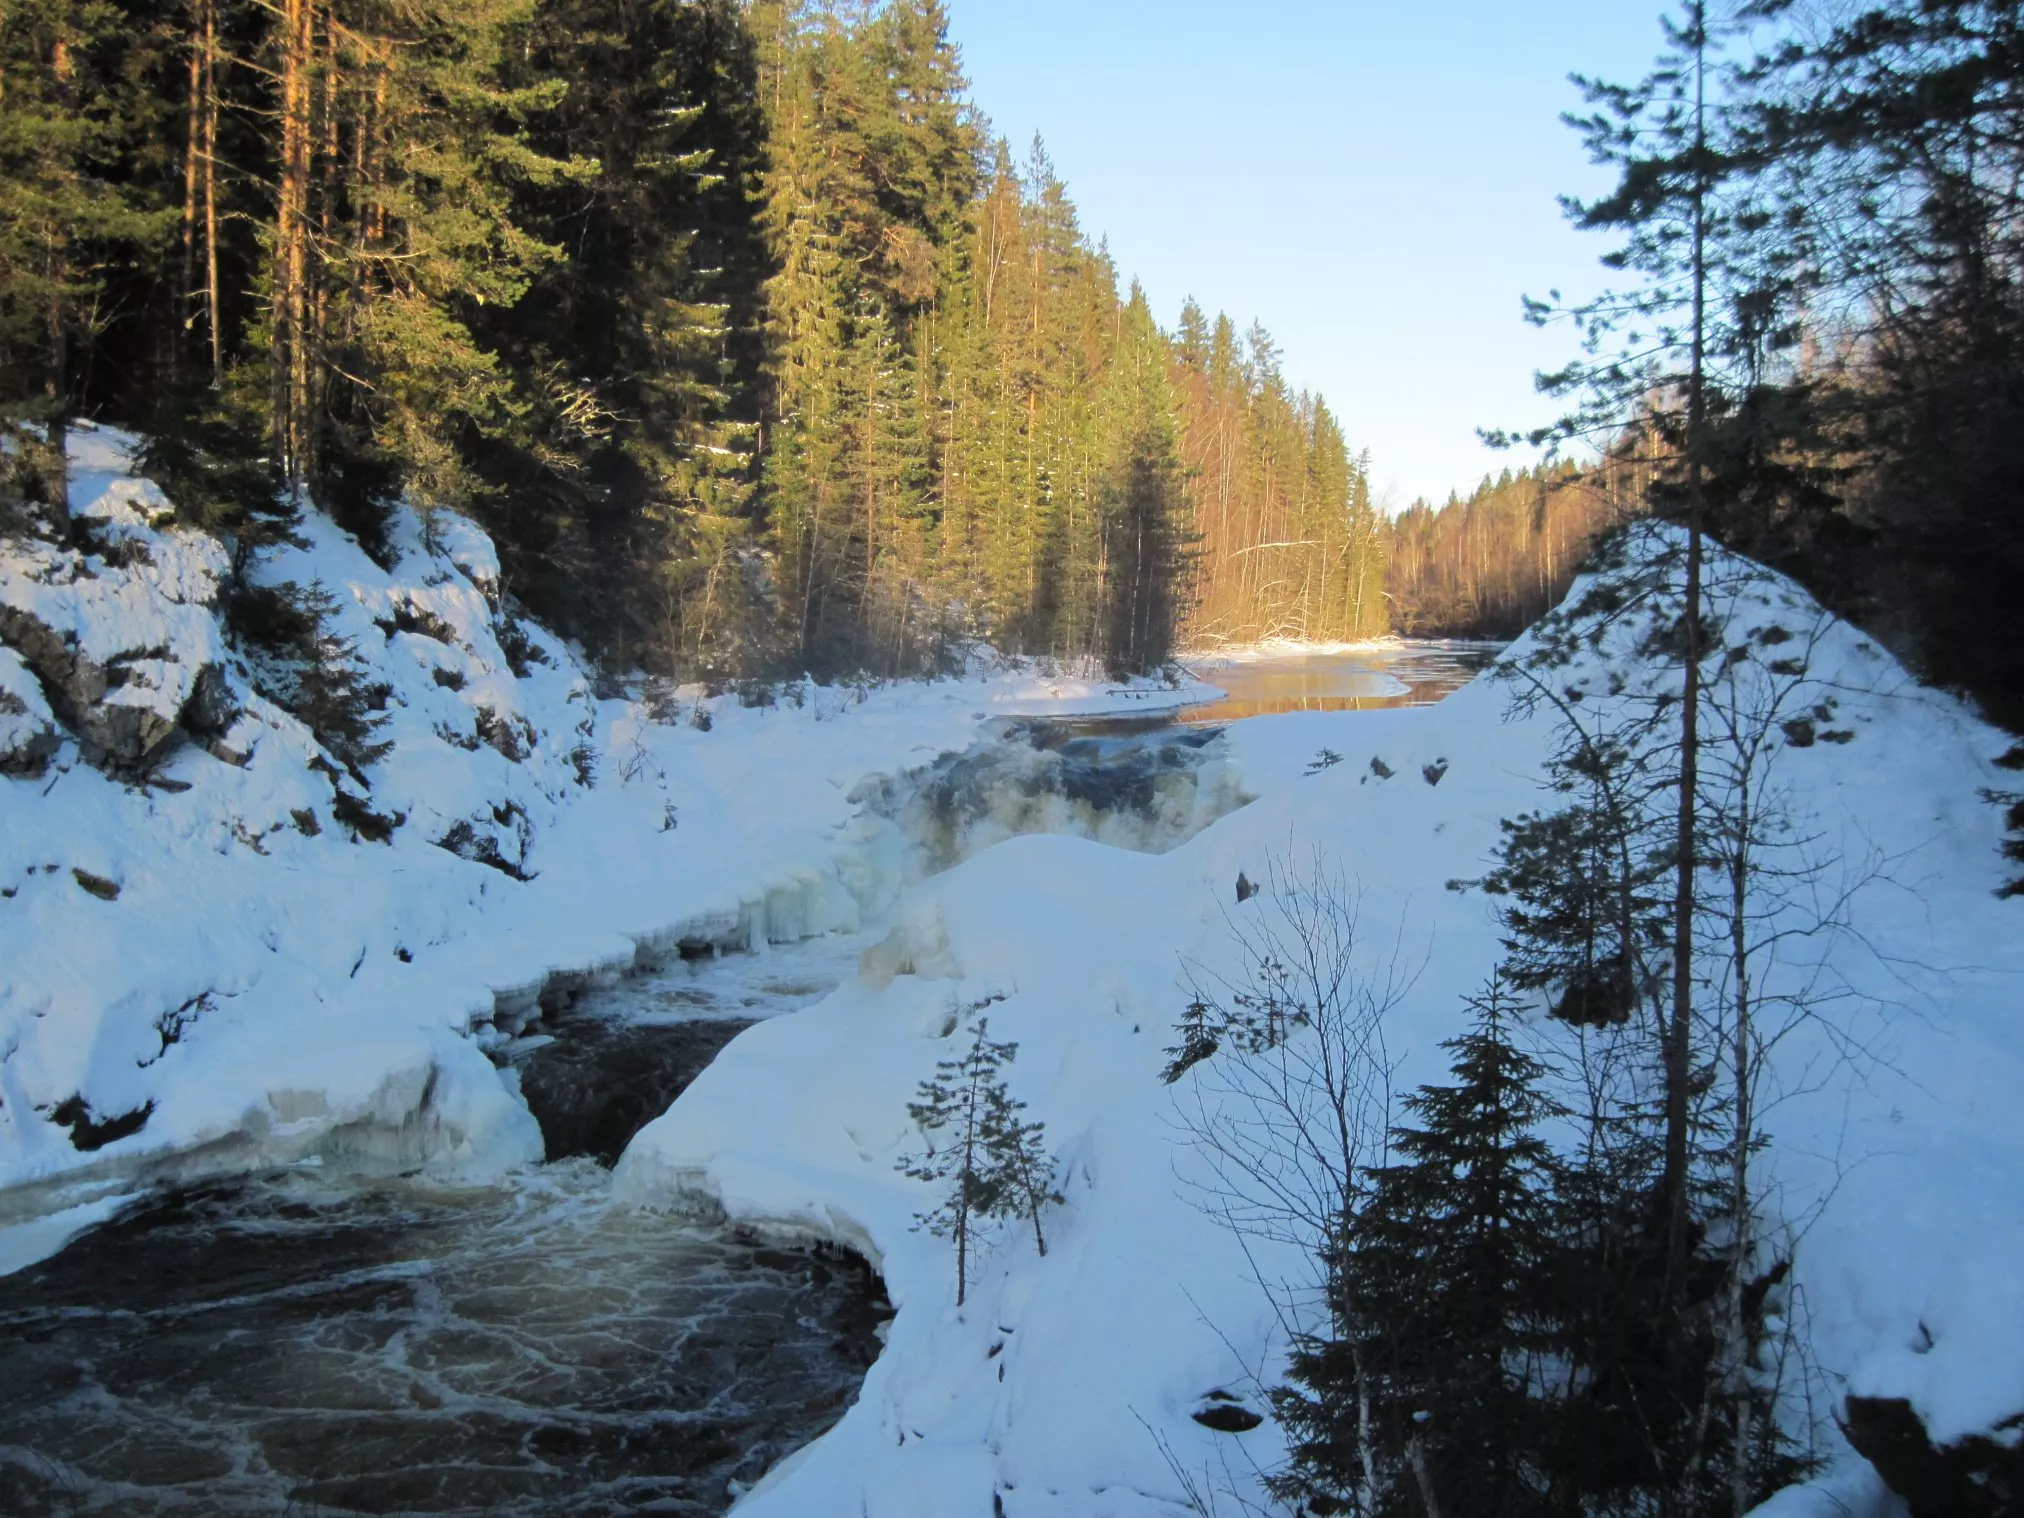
[981,1060,1061,1259]
[1516,0,1769,1305]
[0,0,174,514]
[898,1015,1013,1308]
[1477,686,1677,1031]
[1091,283,1186,673]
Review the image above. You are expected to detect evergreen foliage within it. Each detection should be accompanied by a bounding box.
[1272,977,1564,1518]
[0,0,1395,678]
[2,0,2016,731]
[897,1010,1059,1306]
[226,579,391,774]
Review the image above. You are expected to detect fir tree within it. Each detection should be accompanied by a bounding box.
[1271,977,1563,1518]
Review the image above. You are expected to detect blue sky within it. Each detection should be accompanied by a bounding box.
[943,1,1671,509]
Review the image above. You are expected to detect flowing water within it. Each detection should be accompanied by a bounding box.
[0,640,1496,1516]
[0,1169,886,1516]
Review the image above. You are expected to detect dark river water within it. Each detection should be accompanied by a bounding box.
[0,641,1497,1516]
[0,938,876,1518]
[0,1168,886,1517]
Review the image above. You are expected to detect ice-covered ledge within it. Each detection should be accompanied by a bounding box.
[0,429,1228,1262]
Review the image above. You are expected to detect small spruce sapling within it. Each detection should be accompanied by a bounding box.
[897,1015,1060,1306]
[984,1073,1064,1259]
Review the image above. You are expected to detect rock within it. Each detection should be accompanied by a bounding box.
[0,644,60,776]
[48,1094,153,1151]
[1842,1394,2024,1518]
[182,662,239,736]
[0,474,229,766]
[71,867,121,900]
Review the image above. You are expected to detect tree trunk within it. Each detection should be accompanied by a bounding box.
[1407,1429,1446,1518]
[1664,2,1710,1318]
[274,0,316,492]
[202,0,221,383]
[180,3,203,365]
[1727,772,1755,1517]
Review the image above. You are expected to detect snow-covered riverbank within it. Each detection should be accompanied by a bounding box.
[0,429,1222,1269]
[617,529,2024,1518]
[7,433,2021,1518]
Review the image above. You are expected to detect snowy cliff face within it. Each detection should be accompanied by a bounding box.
[0,430,597,1231]
[0,434,232,770]
[617,523,2022,1518]
[0,430,1221,1263]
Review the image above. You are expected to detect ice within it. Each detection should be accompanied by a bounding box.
[617,526,2024,1515]
[0,429,1236,1265]
[7,440,2018,1516]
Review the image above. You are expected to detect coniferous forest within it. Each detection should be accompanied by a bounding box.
[4,0,2020,722]
[3,3,2024,1516]
[0,0,1405,681]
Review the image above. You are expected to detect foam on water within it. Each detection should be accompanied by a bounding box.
[0,1164,889,1516]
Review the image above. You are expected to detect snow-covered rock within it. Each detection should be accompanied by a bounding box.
[0,428,1221,1255]
[0,432,229,764]
[0,642,59,775]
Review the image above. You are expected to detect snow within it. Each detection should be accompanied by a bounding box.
[0,427,1221,1261]
[0,433,229,759]
[0,642,57,771]
[5,439,2018,1518]
[615,523,2024,1516]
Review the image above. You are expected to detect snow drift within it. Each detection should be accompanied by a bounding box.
[617,523,2022,1517]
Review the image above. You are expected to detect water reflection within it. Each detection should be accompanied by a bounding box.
[1181,640,1502,722]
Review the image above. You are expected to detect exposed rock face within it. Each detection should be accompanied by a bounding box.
[0,467,230,766]
[1842,1395,2024,1518]
[0,645,60,776]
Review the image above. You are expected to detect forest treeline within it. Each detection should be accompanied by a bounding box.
[3,0,1495,679]
[9,0,2011,725]
[1386,459,1634,639]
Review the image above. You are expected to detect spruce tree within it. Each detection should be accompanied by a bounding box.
[1271,977,1563,1518]
[0,0,172,509]
[897,1013,1057,1306]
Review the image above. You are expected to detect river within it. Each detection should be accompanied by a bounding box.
[0,640,1497,1517]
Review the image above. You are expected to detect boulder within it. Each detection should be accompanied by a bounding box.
[1843,1395,2023,1518]
[0,476,230,766]
[0,644,60,776]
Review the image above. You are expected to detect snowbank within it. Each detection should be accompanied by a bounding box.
[0,428,1221,1258]
[618,524,2024,1516]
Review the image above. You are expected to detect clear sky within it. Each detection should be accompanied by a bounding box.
[943,1,1672,511]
